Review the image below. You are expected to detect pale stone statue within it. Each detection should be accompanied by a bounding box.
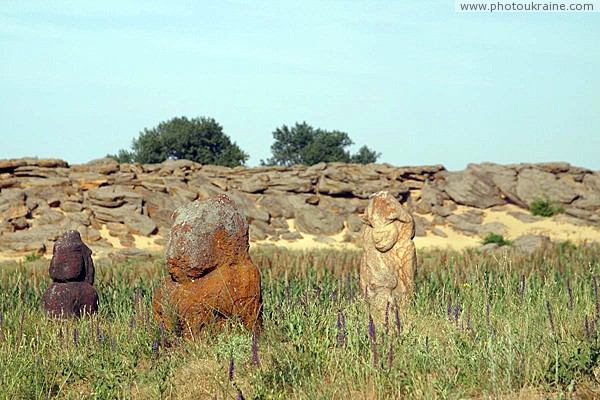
[360,191,416,316]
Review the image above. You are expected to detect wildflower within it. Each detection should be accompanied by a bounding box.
[585,315,590,340]
[454,297,460,324]
[73,328,79,346]
[336,311,346,348]
[385,302,390,333]
[387,341,394,369]
[462,283,471,288]
[567,278,574,310]
[152,339,159,354]
[368,315,376,341]
[395,307,402,335]
[228,354,235,381]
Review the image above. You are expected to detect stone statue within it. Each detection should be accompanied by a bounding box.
[41,230,98,318]
[359,191,416,316]
[152,194,262,337]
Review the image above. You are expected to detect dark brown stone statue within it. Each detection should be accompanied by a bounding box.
[41,230,98,318]
[152,194,262,337]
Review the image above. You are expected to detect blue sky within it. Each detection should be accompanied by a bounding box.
[1,1,598,170]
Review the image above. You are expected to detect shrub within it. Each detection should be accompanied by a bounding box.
[530,199,563,217]
[108,116,248,167]
[481,233,512,246]
[261,122,380,166]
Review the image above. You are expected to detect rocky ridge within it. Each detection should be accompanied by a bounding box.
[0,158,599,257]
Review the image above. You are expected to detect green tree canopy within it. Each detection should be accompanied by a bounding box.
[262,122,380,166]
[108,116,248,167]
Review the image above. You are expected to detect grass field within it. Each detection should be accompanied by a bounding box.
[1,245,600,399]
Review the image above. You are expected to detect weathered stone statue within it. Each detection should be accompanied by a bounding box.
[41,230,98,318]
[359,191,416,317]
[152,194,262,337]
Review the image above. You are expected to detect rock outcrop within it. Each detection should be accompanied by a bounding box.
[359,192,416,318]
[152,195,262,337]
[0,157,598,256]
[41,230,98,318]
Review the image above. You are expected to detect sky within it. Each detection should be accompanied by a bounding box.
[1,1,598,171]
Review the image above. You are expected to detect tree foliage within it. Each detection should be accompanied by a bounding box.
[108,117,248,167]
[262,122,380,166]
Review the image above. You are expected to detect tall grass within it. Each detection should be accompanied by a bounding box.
[1,244,599,398]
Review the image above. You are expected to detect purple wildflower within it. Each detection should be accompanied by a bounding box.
[152,339,159,354]
[129,316,135,330]
[466,305,471,331]
[336,311,346,348]
[368,314,376,342]
[252,329,260,367]
[228,355,235,381]
[385,302,390,333]
[285,284,290,302]
[388,341,394,369]
[368,315,378,368]
[395,307,402,335]
[567,278,574,310]
[236,390,243,400]
[454,297,460,325]
[585,315,590,340]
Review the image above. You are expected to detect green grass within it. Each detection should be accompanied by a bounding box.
[1,245,600,399]
[481,233,512,247]
[530,198,564,217]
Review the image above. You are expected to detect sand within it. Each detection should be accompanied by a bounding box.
[1,208,599,262]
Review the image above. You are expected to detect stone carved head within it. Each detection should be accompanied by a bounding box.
[363,191,414,253]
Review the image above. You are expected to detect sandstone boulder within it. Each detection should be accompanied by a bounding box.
[441,168,506,209]
[295,206,345,236]
[515,167,579,205]
[512,234,551,254]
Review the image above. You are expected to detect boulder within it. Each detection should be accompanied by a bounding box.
[515,167,579,205]
[512,234,551,254]
[441,168,506,208]
[295,206,345,236]
[152,195,262,336]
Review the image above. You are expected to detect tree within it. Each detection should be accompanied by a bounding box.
[262,122,380,166]
[108,117,248,167]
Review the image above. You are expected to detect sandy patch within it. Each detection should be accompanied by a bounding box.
[482,204,600,244]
